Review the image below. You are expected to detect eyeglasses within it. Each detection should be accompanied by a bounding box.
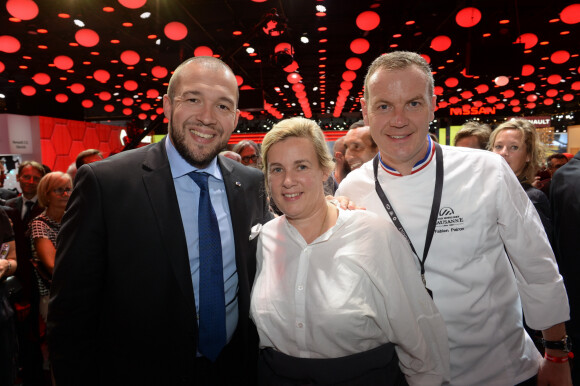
[242,154,258,163]
[53,187,72,195]
[20,174,42,183]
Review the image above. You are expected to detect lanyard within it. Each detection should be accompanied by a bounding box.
[372,142,443,297]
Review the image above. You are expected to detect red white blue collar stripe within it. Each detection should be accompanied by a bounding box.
[379,136,435,177]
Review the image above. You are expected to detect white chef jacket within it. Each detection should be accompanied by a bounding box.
[337,145,570,385]
[250,208,450,386]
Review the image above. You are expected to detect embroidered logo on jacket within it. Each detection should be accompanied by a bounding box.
[435,207,465,233]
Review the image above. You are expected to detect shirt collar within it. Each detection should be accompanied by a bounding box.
[379,135,435,177]
[165,136,223,181]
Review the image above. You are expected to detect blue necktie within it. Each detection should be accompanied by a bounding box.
[188,172,227,362]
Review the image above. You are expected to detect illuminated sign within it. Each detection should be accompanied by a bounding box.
[449,107,496,116]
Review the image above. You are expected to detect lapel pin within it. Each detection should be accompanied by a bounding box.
[235,181,242,187]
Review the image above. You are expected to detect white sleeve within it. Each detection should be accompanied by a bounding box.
[367,221,450,385]
[495,158,569,330]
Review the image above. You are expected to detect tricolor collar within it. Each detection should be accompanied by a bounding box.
[379,136,435,177]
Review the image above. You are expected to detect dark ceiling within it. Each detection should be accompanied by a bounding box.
[0,0,579,132]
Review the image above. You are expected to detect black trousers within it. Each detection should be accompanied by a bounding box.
[257,343,406,386]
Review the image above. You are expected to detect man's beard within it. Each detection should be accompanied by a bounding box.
[169,122,228,169]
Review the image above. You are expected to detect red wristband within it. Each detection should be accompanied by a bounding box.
[544,352,572,363]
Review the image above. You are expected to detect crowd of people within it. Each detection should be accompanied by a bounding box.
[0,52,577,386]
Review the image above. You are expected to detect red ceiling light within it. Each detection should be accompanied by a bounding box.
[122,97,134,106]
[356,11,380,31]
[547,74,562,84]
[82,99,94,108]
[75,29,100,47]
[235,75,243,86]
[94,69,110,83]
[58,13,70,18]
[345,57,362,71]
[21,85,36,96]
[287,72,302,84]
[70,83,85,94]
[526,103,536,109]
[512,106,521,113]
[118,0,146,9]
[99,91,112,101]
[431,35,452,51]
[523,82,536,91]
[461,91,473,99]
[455,7,481,28]
[503,89,515,98]
[0,35,21,53]
[562,94,574,102]
[560,4,580,24]
[494,76,509,86]
[340,81,353,90]
[292,83,305,92]
[495,103,505,109]
[405,20,415,25]
[104,104,115,112]
[546,89,559,97]
[516,33,538,49]
[164,22,188,41]
[444,77,458,87]
[151,66,168,79]
[551,50,570,64]
[526,94,538,102]
[103,7,114,12]
[233,31,242,36]
[475,84,489,94]
[572,81,580,90]
[521,64,535,76]
[55,94,68,103]
[6,0,39,20]
[32,73,50,85]
[124,80,138,91]
[123,108,132,116]
[342,71,356,82]
[283,61,299,73]
[141,103,151,111]
[350,38,369,54]
[434,86,444,95]
[0,61,4,73]
[486,96,499,103]
[449,96,460,104]
[122,22,133,27]
[194,46,213,57]
[509,99,520,106]
[544,98,554,106]
[54,55,73,70]
[120,50,140,65]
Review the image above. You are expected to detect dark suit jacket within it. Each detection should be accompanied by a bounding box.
[5,196,44,303]
[48,138,272,385]
[550,151,580,341]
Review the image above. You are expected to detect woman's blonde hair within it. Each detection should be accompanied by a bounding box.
[261,117,335,184]
[36,172,72,208]
[488,118,545,184]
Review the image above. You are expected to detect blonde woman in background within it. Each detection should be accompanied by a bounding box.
[489,118,552,240]
[28,172,72,322]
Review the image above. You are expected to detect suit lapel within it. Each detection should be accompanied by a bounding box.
[141,139,197,316]
[218,157,246,252]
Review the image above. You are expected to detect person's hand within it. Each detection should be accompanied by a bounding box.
[532,175,544,189]
[537,356,572,386]
[326,195,365,210]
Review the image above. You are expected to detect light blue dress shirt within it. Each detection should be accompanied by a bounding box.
[165,138,238,344]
